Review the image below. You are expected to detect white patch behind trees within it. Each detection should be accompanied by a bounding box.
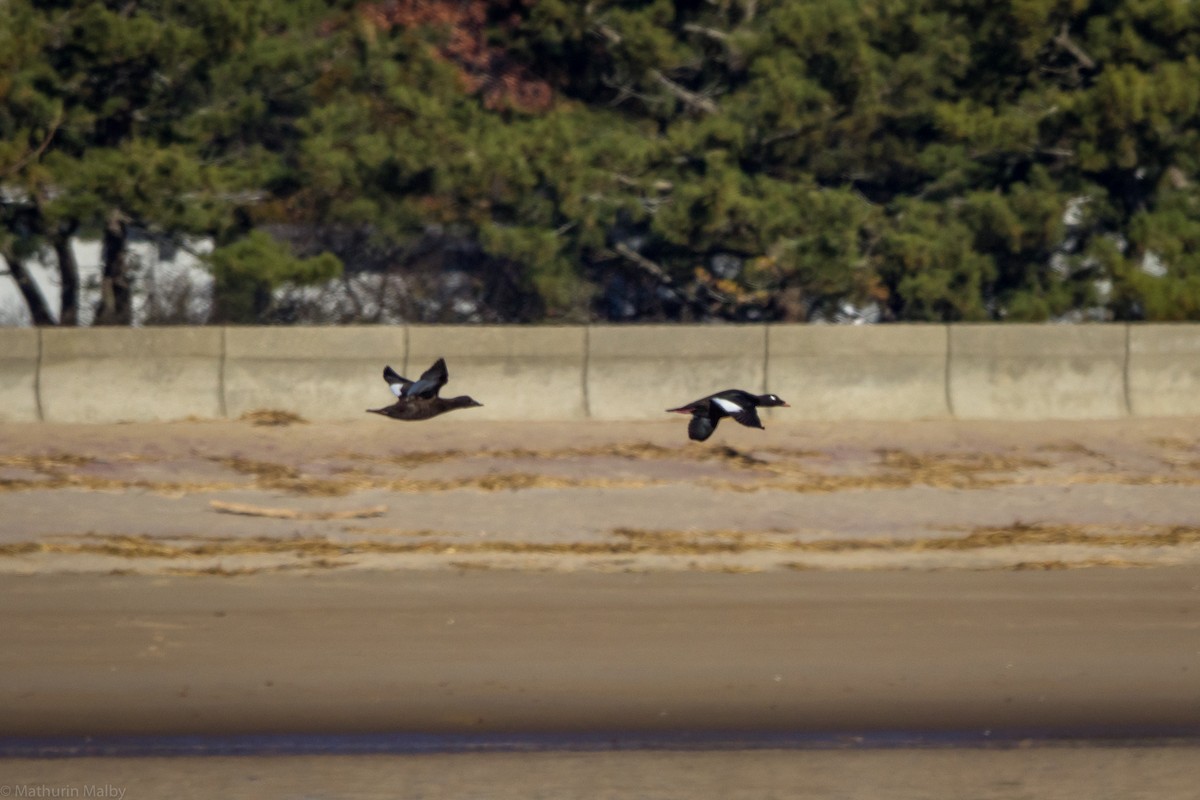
[0,237,214,326]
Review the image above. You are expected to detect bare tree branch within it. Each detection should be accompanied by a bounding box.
[649,69,719,114]
[1053,23,1096,70]
[0,110,62,181]
[613,242,673,284]
[683,22,730,42]
[593,21,622,45]
[760,128,804,148]
[592,21,719,114]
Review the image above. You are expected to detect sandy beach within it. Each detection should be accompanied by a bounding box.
[3,417,1200,574]
[2,417,1199,797]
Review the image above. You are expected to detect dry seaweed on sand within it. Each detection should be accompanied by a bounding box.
[10,522,1198,563]
[339,442,794,470]
[209,500,387,520]
[239,409,308,426]
[0,453,95,470]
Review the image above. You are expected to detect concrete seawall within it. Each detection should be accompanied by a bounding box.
[3,323,1199,423]
[767,325,949,420]
[588,326,765,419]
[1127,325,1200,417]
[224,326,404,421]
[0,328,40,423]
[406,325,586,420]
[39,327,223,423]
[948,324,1128,420]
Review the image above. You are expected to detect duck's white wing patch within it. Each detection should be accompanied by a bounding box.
[389,382,406,398]
[712,397,743,413]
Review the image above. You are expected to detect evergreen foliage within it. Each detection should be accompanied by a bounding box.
[2,0,1200,324]
[205,229,342,322]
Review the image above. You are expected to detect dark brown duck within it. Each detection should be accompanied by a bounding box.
[367,357,482,421]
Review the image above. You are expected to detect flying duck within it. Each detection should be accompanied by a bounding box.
[367,357,482,421]
[666,390,789,442]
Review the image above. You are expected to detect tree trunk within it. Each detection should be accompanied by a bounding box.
[1,247,56,326]
[94,210,132,326]
[52,224,80,326]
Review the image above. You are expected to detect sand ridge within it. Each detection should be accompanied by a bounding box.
[2,417,1200,574]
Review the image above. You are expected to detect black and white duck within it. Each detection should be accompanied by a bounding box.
[666,389,789,441]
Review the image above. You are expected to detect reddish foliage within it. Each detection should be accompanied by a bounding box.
[358,0,553,113]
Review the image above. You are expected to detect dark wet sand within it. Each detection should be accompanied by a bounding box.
[4,568,1199,738]
[5,746,1200,800]
[5,568,1200,798]
[4,420,1200,797]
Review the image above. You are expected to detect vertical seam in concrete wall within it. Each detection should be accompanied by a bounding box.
[33,327,44,422]
[402,324,411,381]
[1122,323,1132,417]
[217,326,228,419]
[762,325,771,394]
[944,325,956,418]
[582,325,592,418]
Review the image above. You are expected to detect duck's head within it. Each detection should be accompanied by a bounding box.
[448,396,483,409]
[757,393,790,408]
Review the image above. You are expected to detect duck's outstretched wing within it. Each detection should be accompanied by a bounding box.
[384,359,449,399]
[708,393,764,430]
[406,358,449,399]
[383,366,412,398]
[688,414,717,442]
[731,406,764,430]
